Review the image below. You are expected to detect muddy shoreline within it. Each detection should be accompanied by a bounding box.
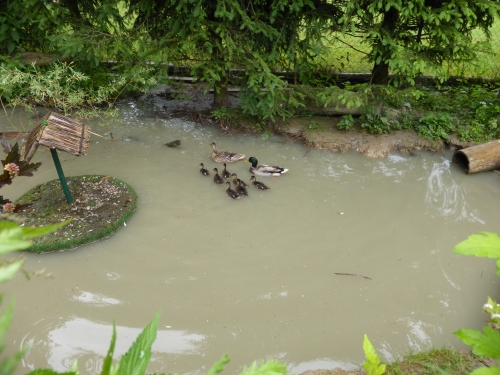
[147,83,477,159]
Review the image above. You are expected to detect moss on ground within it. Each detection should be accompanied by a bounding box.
[14,175,137,253]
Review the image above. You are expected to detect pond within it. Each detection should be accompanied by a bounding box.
[1,97,500,375]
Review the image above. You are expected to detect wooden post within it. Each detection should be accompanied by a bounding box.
[50,148,73,204]
[452,140,500,174]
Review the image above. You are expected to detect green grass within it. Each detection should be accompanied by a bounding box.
[317,20,500,79]
[385,348,481,375]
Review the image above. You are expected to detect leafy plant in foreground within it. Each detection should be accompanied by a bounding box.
[363,335,386,375]
[453,232,500,374]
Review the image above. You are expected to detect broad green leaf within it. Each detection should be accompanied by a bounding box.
[470,367,500,375]
[0,260,24,284]
[0,220,70,255]
[469,367,500,375]
[20,219,72,239]
[0,296,14,352]
[0,343,30,375]
[101,322,117,375]
[454,327,500,358]
[116,312,159,375]
[206,354,230,375]
[363,335,386,375]
[0,225,30,253]
[453,232,500,259]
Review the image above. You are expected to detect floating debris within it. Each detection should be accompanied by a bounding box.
[164,140,181,147]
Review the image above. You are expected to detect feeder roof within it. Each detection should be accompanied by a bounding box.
[23,112,91,163]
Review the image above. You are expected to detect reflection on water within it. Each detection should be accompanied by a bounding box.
[424,158,484,223]
[2,100,500,375]
[21,317,205,373]
[71,291,122,306]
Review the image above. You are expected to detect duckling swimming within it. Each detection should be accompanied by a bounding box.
[200,163,210,176]
[250,176,270,190]
[213,168,224,185]
[225,181,240,199]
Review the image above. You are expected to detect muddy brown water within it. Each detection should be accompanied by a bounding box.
[1,99,500,375]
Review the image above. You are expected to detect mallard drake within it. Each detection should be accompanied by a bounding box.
[250,176,270,190]
[200,163,210,176]
[210,142,245,163]
[221,163,231,179]
[225,181,240,199]
[230,173,249,188]
[233,179,248,196]
[246,156,288,176]
[213,168,224,185]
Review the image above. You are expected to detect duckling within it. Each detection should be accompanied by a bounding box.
[200,163,210,176]
[246,156,288,176]
[213,168,224,185]
[233,179,248,196]
[230,173,249,188]
[225,181,240,199]
[210,142,245,163]
[221,163,231,179]
[250,176,270,190]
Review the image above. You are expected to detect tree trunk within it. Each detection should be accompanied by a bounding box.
[371,61,390,85]
[213,73,229,106]
[371,7,399,85]
[452,140,500,174]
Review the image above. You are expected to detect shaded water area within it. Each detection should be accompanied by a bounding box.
[2,97,500,375]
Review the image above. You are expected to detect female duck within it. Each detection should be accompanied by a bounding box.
[210,142,245,163]
[225,181,240,199]
[250,176,270,190]
[246,156,288,176]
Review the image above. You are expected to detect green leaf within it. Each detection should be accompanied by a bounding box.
[453,232,500,259]
[0,296,15,352]
[10,29,19,43]
[239,359,287,375]
[363,335,386,375]
[101,321,117,375]
[0,260,24,284]
[116,312,160,375]
[0,220,70,255]
[470,367,500,375]
[20,219,71,239]
[454,327,500,358]
[206,354,230,375]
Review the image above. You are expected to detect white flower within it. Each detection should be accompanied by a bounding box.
[480,101,486,106]
[492,314,500,319]
[484,303,493,309]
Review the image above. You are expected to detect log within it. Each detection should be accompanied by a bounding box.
[452,140,500,174]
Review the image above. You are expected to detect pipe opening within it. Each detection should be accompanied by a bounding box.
[452,151,470,174]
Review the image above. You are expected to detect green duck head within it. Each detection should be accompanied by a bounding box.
[247,157,258,167]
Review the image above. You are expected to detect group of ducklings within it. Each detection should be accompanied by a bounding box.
[199,142,289,200]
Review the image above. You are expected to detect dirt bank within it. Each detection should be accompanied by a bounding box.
[147,84,477,159]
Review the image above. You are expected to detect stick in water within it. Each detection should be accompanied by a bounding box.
[333,273,372,280]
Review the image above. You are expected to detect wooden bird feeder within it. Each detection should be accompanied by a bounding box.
[23,112,91,204]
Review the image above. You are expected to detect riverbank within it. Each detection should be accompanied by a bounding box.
[147,83,478,159]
